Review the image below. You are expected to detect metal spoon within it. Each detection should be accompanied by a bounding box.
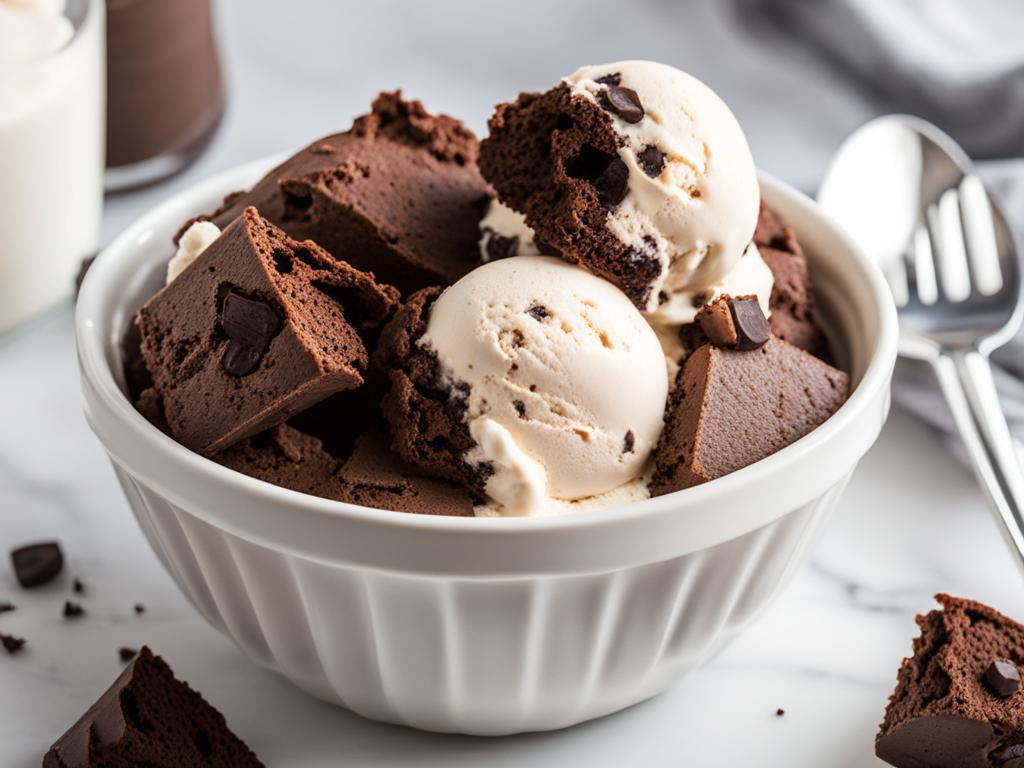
[819,115,1024,573]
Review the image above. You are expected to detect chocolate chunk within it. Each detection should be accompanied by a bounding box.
[593,156,629,208]
[600,85,645,123]
[638,145,665,177]
[514,400,527,418]
[134,603,146,615]
[1,633,26,654]
[623,430,635,454]
[986,659,1021,697]
[63,600,85,619]
[43,646,266,767]
[73,578,84,594]
[729,298,772,351]
[996,744,1024,764]
[11,542,63,588]
[118,646,138,662]
[483,229,519,261]
[220,292,281,377]
[595,73,621,86]
[0,602,14,614]
[527,304,549,321]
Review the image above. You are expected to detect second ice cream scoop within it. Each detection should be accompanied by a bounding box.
[421,256,668,515]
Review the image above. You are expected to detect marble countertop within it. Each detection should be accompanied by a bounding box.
[3,0,1019,765]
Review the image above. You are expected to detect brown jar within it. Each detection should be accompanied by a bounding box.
[105,0,225,190]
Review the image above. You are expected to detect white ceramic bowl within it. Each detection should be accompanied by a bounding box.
[77,157,897,735]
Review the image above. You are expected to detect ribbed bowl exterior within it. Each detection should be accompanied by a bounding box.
[113,462,848,734]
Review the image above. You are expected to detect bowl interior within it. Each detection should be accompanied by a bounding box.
[76,157,897,574]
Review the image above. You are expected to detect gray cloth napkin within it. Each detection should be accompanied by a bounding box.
[735,0,1024,452]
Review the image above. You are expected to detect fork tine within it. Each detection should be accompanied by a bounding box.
[927,190,972,303]
[958,174,1004,296]
[911,222,939,305]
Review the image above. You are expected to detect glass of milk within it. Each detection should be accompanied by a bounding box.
[0,0,105,334]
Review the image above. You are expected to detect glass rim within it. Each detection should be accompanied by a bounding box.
[0,0,100,82]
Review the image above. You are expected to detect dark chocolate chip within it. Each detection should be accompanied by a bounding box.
[514,400,526,418]
[985,659,1020,697]
[593,157,629,208]
[0,602,14,614]
[133,603,146,615]
[638,145,665,178]
[728,298,772,351]
[600,86,645,123]
[220,292,280,377]
[484,230,519,262]
[63,600,85,619]
[527,304,549,321]
[776,708,785,717]
[11,542,63,588]
[73,578,84,594]
[595,73,621,86]
[119,647,138,663]
[1,633,26,654]
[995,744,1024,763]
[623,430,635,454]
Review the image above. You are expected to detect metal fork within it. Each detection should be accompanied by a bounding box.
[883,125,1024,574]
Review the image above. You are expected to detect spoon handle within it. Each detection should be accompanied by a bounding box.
[931,350,1024,574]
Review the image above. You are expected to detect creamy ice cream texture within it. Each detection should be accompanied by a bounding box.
[421,256,668,516]
[564,60,762,317]
[167,220,221,284]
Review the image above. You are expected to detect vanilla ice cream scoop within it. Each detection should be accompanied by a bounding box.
[564,61,761,313]
[420,256,668,516]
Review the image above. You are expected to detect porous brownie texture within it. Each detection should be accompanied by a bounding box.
[651,337,849,494]
[377,287,491,497]
[877,594,1024,768]
[479,83,663,310]
[136,207,398,456]
[182,92,491,294]
[43,646,264,767]
[218,425,473,516]
[753,201,829,358]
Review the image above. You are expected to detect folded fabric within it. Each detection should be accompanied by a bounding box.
[734,0,1024,159]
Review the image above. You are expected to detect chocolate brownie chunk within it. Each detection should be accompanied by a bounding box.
[43,646,264,767]
[651,338,849,494]
[377,287,489,496]
[877,595,1024,768]
[136,207,398,456]
[754,199,801,256]
[695,295,770,350]
[337,431,474,516]
[181,92,490,294]
[761,245,829,359]
[11,541,63,588]
[479,83,663,309]
[218,425,473,516]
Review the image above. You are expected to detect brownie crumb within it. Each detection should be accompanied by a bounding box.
[776,708,785,717]
[623,430,635,454]
[134,603,146,615]
[0,602,14,614]
[72,578,84,595]
[11,541,64,588]
[63,600,85,619]
[118,646,138,662]
[1,633,26,654]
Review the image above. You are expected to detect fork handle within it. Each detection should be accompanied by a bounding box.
[931,350,1024,574]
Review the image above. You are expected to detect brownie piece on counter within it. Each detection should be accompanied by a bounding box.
[479,83,663,310]
[377,287,489,497]
[219,425,474,516]
[877,595,1024,768]
[42,646,264,768]
[179,92,490,294]
[136,207,398,456]
[651,337,849,494]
